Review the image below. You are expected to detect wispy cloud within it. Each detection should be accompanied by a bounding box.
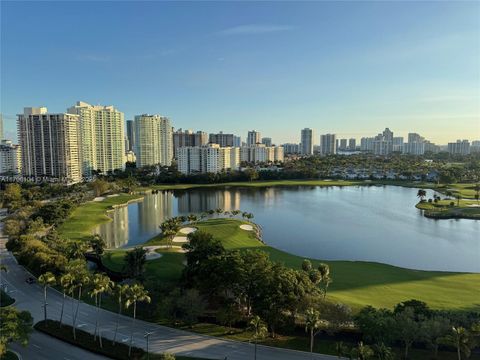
[218,24,293,36]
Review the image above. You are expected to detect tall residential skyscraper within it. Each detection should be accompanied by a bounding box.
[67,101,125,175]
[373,128,394,155]
[348,138,356,150]
[126,120,135,152]
[300,128,315,155]
[135,114,173,167]
[320,134,337,155]
[17,107,81,183]
[393,137,404,152]
[247,130,261,146]
[173,129,208,158]
[339,139,348,150]
[209,132,235,147]
[403,133,425,155]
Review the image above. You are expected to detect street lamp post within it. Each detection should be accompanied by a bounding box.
[144,331,154,360]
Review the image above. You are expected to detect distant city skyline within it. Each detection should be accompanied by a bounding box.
[1,1,479,144]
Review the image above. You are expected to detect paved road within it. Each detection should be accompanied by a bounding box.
[0,250,337,360]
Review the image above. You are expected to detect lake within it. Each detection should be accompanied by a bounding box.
[94,185,480,272]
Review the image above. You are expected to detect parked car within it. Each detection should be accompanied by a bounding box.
[25,277,36,284]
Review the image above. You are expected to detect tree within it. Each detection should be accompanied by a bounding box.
[217,301,242,334]
[125,283,151,357]
[249,315,268,360]
[393,307,420,359]
[124,247,147,279]
[421,316,451,359]
[351,342,374,360]
[455,194,461,207]
[89,273,114,347]
[177,289,206,327]
[417,189,427,201]
[335,342,350,359]
[0,307,33,357]
[91,178,109,197]
[66,260,90,340]
[89,234,106,258]
[318,263,332,298]
[302,259,313,272]
[2,183,22,211]
[304,308,322,354]
[372,343,395,360]
[442,326,473,360]
[38,272,56,324]
[59,273,74,327]
[112,284,130,345]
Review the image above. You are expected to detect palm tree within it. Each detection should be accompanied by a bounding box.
[215,208,223,216]
[455,194,461,207]
[187,214,198,224]
[112,284,130,345]
[125,283,151,357]
[352,341,374,360]
[71,268,90,340]
[38,272,56,324]
[59,273,73,327]
[305,308,322,355]
[89,273,114,346]
[335,342,349,359]
[417,189,427,202]
[442,327,472,360]
[249,315,268,360]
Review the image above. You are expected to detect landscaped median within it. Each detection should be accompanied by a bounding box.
[34,320,209,360]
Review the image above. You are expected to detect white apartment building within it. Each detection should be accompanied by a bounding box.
[360,137,375,152]
[393,137,404,152]
[17,107,81,183]
[373,128,394,155]
[0,140,21,174]
[134,114,173,168]
[448,140,470,155]
[67,101,125,175]
[403,133,425,155]
[282,143,300,154]
[177,144,240,174]
[301,128,315,155]
[320,134,337,155]
[240,144,284,163]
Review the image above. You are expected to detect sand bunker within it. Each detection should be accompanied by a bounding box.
[172,236,189,243]
[239,224,254,231]
[179,227,197,234]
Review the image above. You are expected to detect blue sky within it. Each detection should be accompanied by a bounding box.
[1,1,479,144]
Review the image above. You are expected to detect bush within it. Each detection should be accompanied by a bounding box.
[0,290,15,307]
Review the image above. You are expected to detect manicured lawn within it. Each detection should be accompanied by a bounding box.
[57,194,143,241]
[195,218,264,249]
[416,199,480,219]
[102,218,480,312]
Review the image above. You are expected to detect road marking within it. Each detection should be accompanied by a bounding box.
[77,323,87,328]
[32,344,41,349]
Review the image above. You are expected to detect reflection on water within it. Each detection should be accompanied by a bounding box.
[94,186,480,272]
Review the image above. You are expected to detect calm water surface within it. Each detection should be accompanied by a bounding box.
[95,186,479,272]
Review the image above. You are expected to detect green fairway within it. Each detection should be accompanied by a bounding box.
[416,198,480,219]
[57,194,143,241]
[102,218,480,312]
